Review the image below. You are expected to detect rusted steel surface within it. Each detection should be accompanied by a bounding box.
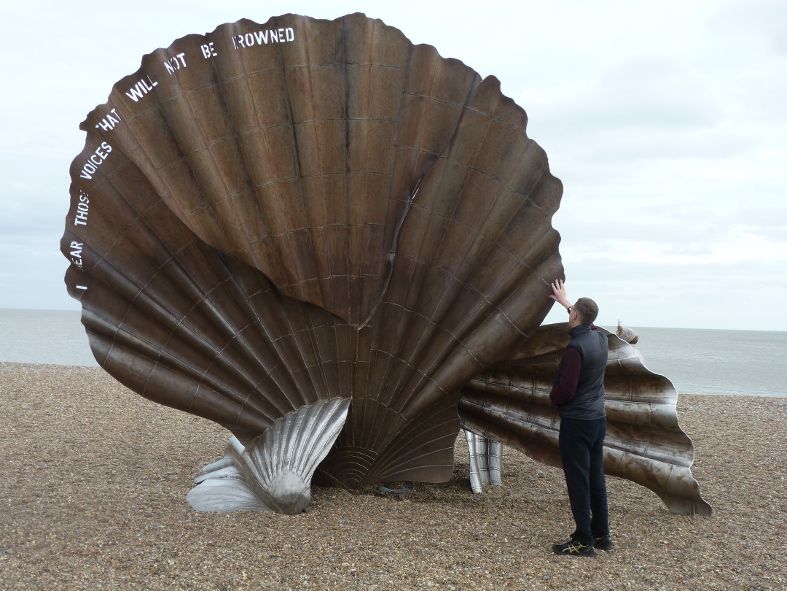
[458,323,712,515]
[61,13,563,502]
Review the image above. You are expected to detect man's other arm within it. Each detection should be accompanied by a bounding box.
[550,347,582,406]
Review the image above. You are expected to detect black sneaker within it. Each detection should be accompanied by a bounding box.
[594,535,613,551]
[552,538,595,557]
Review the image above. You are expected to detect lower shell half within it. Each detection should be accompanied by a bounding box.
[459,324,712,516]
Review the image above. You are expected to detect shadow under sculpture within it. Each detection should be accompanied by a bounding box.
[60,13,710,516]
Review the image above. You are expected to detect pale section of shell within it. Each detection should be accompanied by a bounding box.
[616,320,640,344]
[187,455,266,513]
[463,429,503,493]
[458,323,712,516]
[188,398,349,513]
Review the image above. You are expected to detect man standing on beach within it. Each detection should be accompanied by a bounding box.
[548,279,612,557]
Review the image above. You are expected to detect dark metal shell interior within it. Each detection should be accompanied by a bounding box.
[459,324,712,515]
[62,13,563,488]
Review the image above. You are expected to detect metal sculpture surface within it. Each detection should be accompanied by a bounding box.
[61,13,710,516]
[464,430,503,494]
[460,325,711,515]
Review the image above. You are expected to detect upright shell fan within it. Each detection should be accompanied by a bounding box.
[62,13,709,516]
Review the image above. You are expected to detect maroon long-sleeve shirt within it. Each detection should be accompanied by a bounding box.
[549,346,583,407]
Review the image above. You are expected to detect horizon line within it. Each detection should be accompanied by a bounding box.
[2,306,785,334]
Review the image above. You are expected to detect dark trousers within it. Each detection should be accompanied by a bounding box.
[558,417,609,544]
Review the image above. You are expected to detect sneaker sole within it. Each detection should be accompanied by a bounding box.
[553,547,596,557]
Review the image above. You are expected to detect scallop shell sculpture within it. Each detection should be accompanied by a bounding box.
[61,13,709,516]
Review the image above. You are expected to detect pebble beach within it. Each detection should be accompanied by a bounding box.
[1,362,785,590]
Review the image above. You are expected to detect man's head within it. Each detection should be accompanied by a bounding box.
[569,297,599,327]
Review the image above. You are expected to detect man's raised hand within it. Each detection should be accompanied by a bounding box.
[550,279,572,310]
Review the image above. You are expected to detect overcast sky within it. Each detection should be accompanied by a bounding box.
[1,0,785,331]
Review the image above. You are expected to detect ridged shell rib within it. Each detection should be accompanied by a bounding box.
[188,398,349,513]
[62,13,563,491]
[458,323,712,516]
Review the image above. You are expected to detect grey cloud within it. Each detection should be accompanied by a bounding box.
[711,0,787,56]
[538,93,719,139]
[546,255,787,330]
[0,248,74,310]
[0,187,72,238]
[543,128,755,175]
[531,56,722,140]
[566,258,786,292]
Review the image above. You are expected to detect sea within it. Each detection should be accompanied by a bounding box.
[1,309,785,398]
